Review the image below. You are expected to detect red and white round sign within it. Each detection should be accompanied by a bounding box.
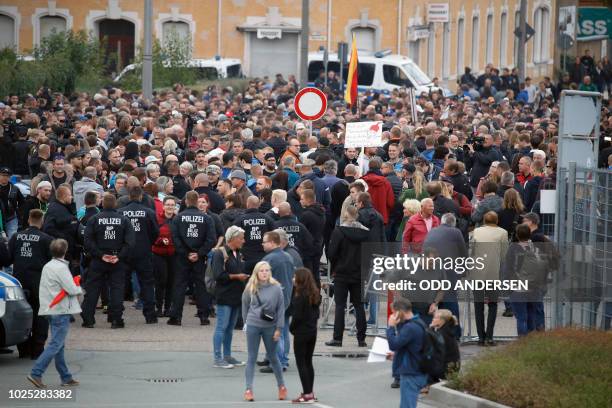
[294,87,327,121]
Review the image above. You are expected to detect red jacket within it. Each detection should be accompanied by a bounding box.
[402,212,440,253]
[152,198,175,257]
[361,172,395,224]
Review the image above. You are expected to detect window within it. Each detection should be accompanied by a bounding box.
[514,11,520,66]
[427,25,435,77]
[40,16,67,41]
[357,63,375,86]
[471,16,479,71]
[442,22,450,79]
[308,61,341,82]
[226,64,242,78]
[533,7,550,63]
[402,63,431,86]
[409,40,420,65]
[0,14,15,49]
[162,21,190,45]
[500,12,508,67]
[351,27,375,53]
[456,18,465,76]
[485,14,493,65]
[383,65,412,87]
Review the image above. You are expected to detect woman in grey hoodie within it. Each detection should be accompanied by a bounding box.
[242,261,287,402]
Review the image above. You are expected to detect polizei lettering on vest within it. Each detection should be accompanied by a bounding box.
[122,210,146,218]
[99,218,122,225]
[182,215,204,223]
[244,218,266,226]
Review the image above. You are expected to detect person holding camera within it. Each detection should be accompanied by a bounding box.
[465,133,503,189]
[241,261,287,402]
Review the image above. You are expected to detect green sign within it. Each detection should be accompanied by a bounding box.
[577,7,612,40]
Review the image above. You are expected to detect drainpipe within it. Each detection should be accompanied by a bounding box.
[397,0,403,54]
[327,0,332,53]
[217,0,222,56]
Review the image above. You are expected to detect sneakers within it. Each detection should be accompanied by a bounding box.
[325,340,342,347]
[81,322,94,328]
[358,341,368,347]
[292,393,315,404]
[244,389,254,402]
[225,356,245,367]
[26,375,46,389]
[167,318,181,326]
[200,318,211,326]
[61,379,79,387]
[391,378,400,389]
[213,360,234,369]
[278,385,288,400]
[111,320,125,329]
[256,359,270,367]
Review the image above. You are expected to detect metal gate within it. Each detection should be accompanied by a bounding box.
[552,162,612,330]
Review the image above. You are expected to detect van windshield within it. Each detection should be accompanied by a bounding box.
[226,64,242,78]
[402,63,431,86]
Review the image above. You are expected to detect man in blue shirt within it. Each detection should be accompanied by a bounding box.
[387,298,428,408]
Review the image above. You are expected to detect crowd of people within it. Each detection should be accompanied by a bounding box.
[0,56,611,407]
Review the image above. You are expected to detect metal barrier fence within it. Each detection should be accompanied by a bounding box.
[553,163,612,330]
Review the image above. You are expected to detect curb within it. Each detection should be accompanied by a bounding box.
[427,381,512,408]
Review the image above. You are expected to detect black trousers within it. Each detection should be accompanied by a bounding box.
[81,258,127,324]
[154,254,175,313]
[170,256,211,320]
[15,276,48,358]
[333,281,366,342]
[304,255,321,287]
[294,332,317,394]
[132,256,156,320]
[473,290,498,341]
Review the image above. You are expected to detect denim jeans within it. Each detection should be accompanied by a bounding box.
[400,373,428,408]
[245,325,284,390]
[511,292,538,336]
[367,293,378,325]
[276,315,290,368]
[213,305,240,361]
[31,314,73,383]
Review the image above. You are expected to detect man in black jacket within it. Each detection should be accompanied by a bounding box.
[42,184,78,267]
[427,182,460,218]
[120,186,160,324]
[298,189,326,286]
[233,196,276,274]
[192,173,225,214]
[443,160,473,200]
[168,191,216,326]
[337,148,359,179]
[356,192,385,243]
[465,134,502,188]
[20,181,52,229]
[273,202,314,259]
[82,193,135,328]
[0,166,25,238]
[8,209,52,358]
[266,126,287,158]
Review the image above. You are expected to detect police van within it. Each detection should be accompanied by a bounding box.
[113,57,243,82]
[308,49,452,96]
[0,271,32,348]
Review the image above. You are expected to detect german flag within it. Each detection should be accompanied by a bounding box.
[344,34,358,107]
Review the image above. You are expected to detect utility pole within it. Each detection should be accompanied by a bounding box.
[300,0,310,87]
[517,0,527,82]
[142,0,153,100]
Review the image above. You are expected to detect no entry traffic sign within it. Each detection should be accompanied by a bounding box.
[294,87,327,121]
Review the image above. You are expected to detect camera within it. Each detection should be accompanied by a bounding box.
[464,135,485,151]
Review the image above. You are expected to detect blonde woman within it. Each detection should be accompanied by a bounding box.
[396,199,421,242]
[241,261,287,402]
[398,170,428,203]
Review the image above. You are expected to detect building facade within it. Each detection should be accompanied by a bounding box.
[0,0,558,88]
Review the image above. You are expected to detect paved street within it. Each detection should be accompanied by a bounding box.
[0,302,491,408]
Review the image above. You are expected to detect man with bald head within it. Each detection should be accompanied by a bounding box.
[273,202,314,260]
[192,172,224,214]
[232,195,275,274]
[117,176,155,209]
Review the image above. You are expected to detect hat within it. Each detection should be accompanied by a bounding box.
[297,158,315,168]
[0,166,11,175]
[270,126,281,133]
[36,181,52,191]
[295,122,305,131]
[144,155,160,166]
[217,114,228,122]
[67,150,85,161]
[206,165,221,175]
[264,153,275,161]
[229,169,247,181]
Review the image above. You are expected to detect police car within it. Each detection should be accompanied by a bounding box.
[0,271,32,348]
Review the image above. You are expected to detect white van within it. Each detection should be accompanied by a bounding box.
[308,50,451,96]
[113,58,243,82]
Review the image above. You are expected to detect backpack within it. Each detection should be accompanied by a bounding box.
[411,318,446,378]
[516,242,549,286]
[204,247,229,294]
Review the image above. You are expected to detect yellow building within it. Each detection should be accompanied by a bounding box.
[0,0,557,88]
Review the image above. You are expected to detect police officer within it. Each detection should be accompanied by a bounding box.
[120,186,159,324]
[7,209,52,358]
[273,202,314,260]
[233,196,275,274]
[168,191,215,326]
[0,166,24,238]
[81,193,135,328]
